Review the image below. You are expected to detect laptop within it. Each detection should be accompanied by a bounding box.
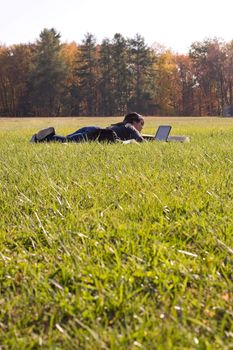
[143,125,172,141]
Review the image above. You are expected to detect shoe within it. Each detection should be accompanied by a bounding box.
[30,134,37,143]
[36,127,55,142]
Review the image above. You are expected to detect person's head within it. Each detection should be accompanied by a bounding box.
[123,112,144,132]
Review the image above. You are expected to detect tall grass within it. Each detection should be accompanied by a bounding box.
[0,117,232,349]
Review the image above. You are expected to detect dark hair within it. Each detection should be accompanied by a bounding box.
[123,112,144,125]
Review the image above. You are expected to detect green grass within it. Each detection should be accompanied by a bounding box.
[0,116,233,349]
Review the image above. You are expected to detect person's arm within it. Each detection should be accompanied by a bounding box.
[125,124,145,142]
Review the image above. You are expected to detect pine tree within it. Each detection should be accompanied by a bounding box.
[128,34,155,114]
[98,38,114,115]
[29,28,67,116]
[111,33,130,115]
[75,33,98,116]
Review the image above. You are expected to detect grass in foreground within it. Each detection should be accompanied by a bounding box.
[0,117,233,349]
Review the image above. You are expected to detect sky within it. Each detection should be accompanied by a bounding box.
[0,0,233,54]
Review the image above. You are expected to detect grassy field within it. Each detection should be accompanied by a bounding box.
[0,116,233,349]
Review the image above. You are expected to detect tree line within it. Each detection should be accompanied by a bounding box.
[0,28,233,117]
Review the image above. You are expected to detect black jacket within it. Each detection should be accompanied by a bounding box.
[107,123,144,142]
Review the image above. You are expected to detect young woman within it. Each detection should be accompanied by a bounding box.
[30,112,145,143]
[107,112,144,142]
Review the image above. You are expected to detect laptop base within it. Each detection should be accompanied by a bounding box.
[143,134,190,142]
[167,135,190,142]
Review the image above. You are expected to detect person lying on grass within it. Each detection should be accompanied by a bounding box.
[30,112,145,143]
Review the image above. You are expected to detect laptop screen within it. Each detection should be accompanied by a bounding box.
[155,125,172,141]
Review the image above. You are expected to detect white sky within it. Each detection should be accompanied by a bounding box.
[0,0,232,54]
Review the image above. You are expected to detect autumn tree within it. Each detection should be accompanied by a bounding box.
[222,40,233,106]
[205,39,226,114]
[0,46,12,115]
[152,46,180,115]
[189,38,227,115]
[0,44,33,116]
[60,41,80,115]
[175,54,196,115]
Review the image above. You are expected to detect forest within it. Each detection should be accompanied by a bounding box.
[0,28,233,117]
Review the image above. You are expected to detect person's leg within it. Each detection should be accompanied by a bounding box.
[50,135,67,142]
[66,126,101,143]
[66,133,87,142]
[66,126,100,138]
